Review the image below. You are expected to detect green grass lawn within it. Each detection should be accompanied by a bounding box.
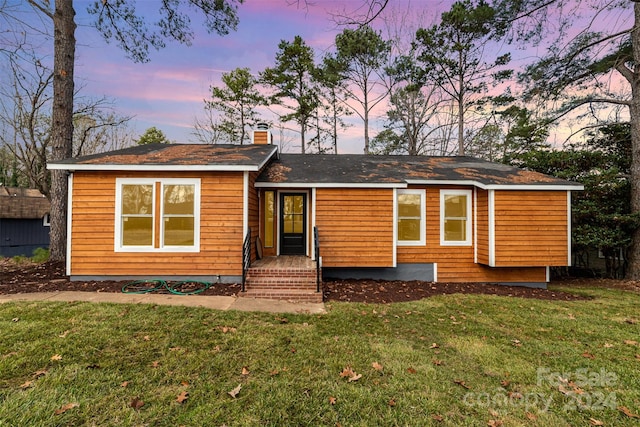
[1,285,639,426]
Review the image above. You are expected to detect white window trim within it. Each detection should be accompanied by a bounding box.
[115,178,200,253]
[440,189,472,246]
[43,213,50,227]
[396,189,426,246]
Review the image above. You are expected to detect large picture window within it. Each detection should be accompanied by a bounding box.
[397,189,425,246]
[115,178,200,252]
[440,189,472,246]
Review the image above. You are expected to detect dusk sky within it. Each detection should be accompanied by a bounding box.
[71,0,454,153]
[3,1,630,154]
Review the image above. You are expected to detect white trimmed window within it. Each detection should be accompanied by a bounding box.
[397,189,426,246]
[115,178,200,252]
[440,189,472,246]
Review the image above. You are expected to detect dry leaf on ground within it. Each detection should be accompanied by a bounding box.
[130,397,144,410]
[54,402,78,415]
[228,384,242,398]
[176,391,189,404]
[618,406,639,418]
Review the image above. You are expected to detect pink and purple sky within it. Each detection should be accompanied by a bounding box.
[72,0,453,153]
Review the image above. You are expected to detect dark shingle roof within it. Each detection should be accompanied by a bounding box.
[0,187,50,219]
[256,154,582,189]
[48,143,277,171]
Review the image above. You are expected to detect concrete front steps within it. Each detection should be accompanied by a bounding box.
[240,258,323,303]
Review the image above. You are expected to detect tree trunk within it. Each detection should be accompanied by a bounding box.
[49,0,76,262]
[626,2,640,279]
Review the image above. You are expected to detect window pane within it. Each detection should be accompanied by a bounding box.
[283,214,293,233]
[264,191,274,247]
[398,218,420,241]
[122,185,153,215]
[163,185,194,215]
[398,194,421,217]
[122,217,153,246]
[293,216,303,233]
[293,195,304,214]
[445,194,466,218]
[444,219,466,241]
[164,217,195,246]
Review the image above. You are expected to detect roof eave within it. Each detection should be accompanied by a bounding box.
[405,179,584,191]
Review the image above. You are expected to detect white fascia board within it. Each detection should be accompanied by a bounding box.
[66,173,73,276]
[405,179,583,191]
[243,172,249,240]
[255,182,406,189]
[47,164,263,172]
[567,190,572,267]
[488,189,495,267]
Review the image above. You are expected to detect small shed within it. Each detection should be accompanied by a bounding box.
[0,186,50,257]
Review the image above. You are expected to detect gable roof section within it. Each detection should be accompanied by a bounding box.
[256,154,584,190]
[47,143,278,172]
[0,187,50,219]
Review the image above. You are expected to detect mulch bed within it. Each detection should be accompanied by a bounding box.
[2,260,636,303]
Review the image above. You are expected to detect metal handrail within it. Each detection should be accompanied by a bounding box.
[313,226,321,293]
[241,228,251,293]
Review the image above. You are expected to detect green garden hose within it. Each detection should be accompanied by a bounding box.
[121,279,213,295]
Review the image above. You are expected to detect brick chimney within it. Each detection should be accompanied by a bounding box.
[252,122,272,145]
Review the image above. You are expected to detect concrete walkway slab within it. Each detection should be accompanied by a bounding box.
[0,292,325,314]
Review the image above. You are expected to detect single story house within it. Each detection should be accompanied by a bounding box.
[48,128,583,301]
[0,186,50,257]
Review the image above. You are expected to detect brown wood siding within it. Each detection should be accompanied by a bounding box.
[493,191,568,267]
[315,188,394,267]
[70,171,245,276]
[476,189,489,265]
[397,186,547,283]
[253,131,269,145]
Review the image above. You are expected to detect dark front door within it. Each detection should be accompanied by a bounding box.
[280,193,306,255]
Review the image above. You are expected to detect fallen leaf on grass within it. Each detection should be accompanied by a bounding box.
[120,381,129,388]
[180,380,189,387]
[176,391,189,404]
[339,367,362,382]
[50,354,62,361]
[568,313,576,320]
[11,318,19,322]
[636,354,640,360]
[526,412,537,421]
[241,366,250,376]
[220,326,237,334]
[19,380,33,389]
[454,379,470,389]
[388,399,396,407]
[58,330,70,338]
[582,352,595,359]
[618,406,639,418]
[430,343,440,349]
[371,362,383,372]
[431,414,444,422]
[151,361,160,368]
[143,335,150,341]
[487,420,503,427]
[624,340,638,346]
[130,397,144,410]
[54,402,78,415]
[329,396,337,405]
[589,418,604,426]
[348,373,362,382]
[228,384,242,398]
[407,367,417,374]
[511,339,522,347]
[32,369,47,378]
[432,359,443,366]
